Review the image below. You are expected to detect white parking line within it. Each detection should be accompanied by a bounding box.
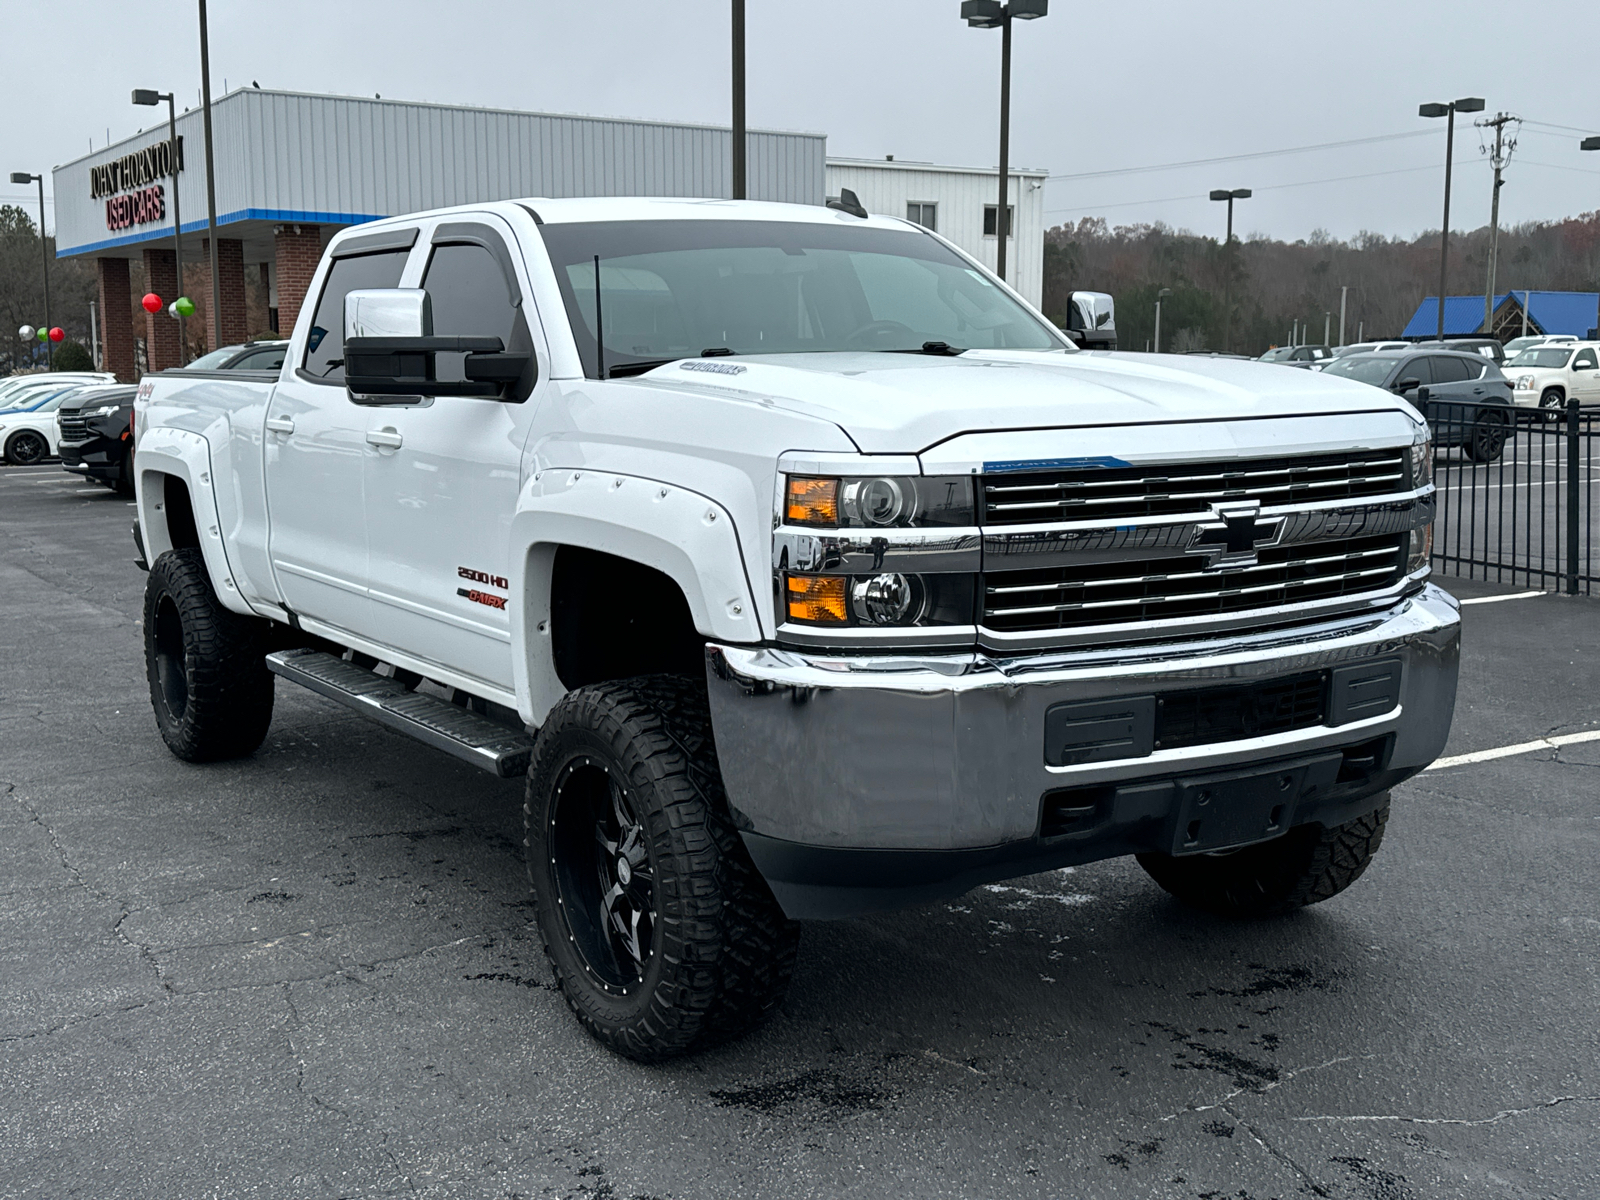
[1425,729,1600,771]
[1458,591,1546,605]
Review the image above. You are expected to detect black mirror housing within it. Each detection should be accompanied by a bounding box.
[344,335,528,400]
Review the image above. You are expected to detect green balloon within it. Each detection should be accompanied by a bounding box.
[36,327,47,341]
[174,296,196,317]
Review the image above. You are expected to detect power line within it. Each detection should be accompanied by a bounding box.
[1521,118,1600,136]
[1043,163,1451,217]
[1043,130,1436,183]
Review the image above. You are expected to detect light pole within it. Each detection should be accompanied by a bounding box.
[731,0,745,200]
[1338,285,1349,347]
[132,88,188,363]
[198,0,222,351]
[1419,96,1485,342]
[961,0,1047,284]
[9,171,52,368]
[1154,287,1171,353]
[1209,188,1250,354]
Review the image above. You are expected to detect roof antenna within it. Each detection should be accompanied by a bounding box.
[827,188,868,219]
[593,255,605,380]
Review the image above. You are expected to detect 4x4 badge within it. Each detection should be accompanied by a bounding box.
[1186,501,1283,570]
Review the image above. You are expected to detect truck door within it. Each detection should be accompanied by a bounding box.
[359,216,544,693]
[1571,347,1600,402]
[263,231,415,641]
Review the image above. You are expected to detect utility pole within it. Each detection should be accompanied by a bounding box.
[1478,113,1519,337]
[731,0,746,200]
[1323,312,1331,347]
[1338,285,1348,347]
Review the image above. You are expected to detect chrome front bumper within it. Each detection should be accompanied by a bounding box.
[706,584,1460,917]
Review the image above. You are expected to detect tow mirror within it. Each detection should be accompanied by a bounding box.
[1394,377,1421,393]
[342,288,529,402]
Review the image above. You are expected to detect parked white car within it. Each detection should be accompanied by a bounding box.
[0,372,115,411]
[1504,342,1600,412]
[0,392,72,464]
[1503,334,1578,357]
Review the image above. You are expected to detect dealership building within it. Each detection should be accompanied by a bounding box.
[52,88,1048,380]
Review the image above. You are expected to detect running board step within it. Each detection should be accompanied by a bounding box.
[266,648,534,778]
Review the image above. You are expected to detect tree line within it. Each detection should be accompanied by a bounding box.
[1041,210,1600,356]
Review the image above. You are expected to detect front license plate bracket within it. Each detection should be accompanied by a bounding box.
[1171,752,1343,855]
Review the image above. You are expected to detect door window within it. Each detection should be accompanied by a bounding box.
[1573,349,1598,370]
[1429,356,1472,383]
[1397,358,1434,386]
[302,249,411,383]
[421,237,532,386]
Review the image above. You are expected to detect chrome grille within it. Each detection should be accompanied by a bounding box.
[58,413,90,441]
[982,532,1408,633]
[982,450,1409,525]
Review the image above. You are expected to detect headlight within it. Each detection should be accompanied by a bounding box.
[784,474,975,528]
[1516,375,1535,390]
[86,404,121,417]
[783,571,974,628]
[1409,431,1433,490]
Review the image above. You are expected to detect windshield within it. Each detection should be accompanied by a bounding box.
[183,346,248,370]
[536,219,1065,377]
[1257,347,1295,361]
[1320,356,1396,386]
[1507,348,1573,369]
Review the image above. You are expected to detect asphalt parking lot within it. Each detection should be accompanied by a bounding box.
[2,462,1597,1200]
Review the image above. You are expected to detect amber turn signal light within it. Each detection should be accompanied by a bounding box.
[785,476,839,526]
[786,573,848,623]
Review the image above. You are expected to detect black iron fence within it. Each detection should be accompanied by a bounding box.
[1428,398,1596,595]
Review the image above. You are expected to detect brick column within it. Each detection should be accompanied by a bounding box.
[142,248,182,371]
[202,237,249,350]
[273,224,322,341]
[96,257,136,383]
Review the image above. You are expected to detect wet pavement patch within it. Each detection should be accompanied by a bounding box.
[708,1068,889,1116]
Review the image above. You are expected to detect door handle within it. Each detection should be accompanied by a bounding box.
[366,427,404,449]
[265,415,295,435]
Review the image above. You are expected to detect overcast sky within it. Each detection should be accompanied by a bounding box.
[3,0,1597,244]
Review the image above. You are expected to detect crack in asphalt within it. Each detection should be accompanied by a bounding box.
[1295,1093,1600,1126]
[1161,1053,1375,1120]
[1227,1107,1333,1198]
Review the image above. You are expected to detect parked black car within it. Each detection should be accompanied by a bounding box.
[1320,349,1515,461]
[57,385,138,493]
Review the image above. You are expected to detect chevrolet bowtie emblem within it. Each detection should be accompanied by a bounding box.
[1186,501,1283,570]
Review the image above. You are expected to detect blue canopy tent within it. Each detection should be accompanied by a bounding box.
[1403,292,1600,340]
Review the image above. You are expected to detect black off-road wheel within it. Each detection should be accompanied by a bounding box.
[4,429,48,465]
[144,547,275,761]
[525,676,800,1062]
[1136,798,1389,918]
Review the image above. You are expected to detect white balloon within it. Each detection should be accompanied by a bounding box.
[18,325,34,341]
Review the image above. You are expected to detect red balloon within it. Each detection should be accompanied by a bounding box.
[48,327,64,343]
[141,292,162,314]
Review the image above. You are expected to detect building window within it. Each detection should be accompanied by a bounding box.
[983,204,1014,238]
[906,202,937,231]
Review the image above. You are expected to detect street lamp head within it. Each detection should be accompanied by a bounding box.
[1009,0,1048,17]
[131,89,162,106]
[1582,136,1600,152]
[1419,102,1449,119]
[961,0,1003,26]
[9,172,36,185]
[1454,97,1486,113]
[1231,188,1252,199]
[1158,288,1172,299]
[1209,189,1231,201]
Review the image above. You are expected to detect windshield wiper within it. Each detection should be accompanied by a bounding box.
[886,341,966,356]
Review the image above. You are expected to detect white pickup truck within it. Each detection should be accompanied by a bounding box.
[134,195,1460,1060]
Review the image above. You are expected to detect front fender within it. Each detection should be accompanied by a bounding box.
[134,427,255,617]
[508,468,764,727]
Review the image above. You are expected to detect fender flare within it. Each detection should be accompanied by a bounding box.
[508,468,764,726]
[134,427,256,617]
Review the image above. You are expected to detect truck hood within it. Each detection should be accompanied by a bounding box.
[637,350,1414,454]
